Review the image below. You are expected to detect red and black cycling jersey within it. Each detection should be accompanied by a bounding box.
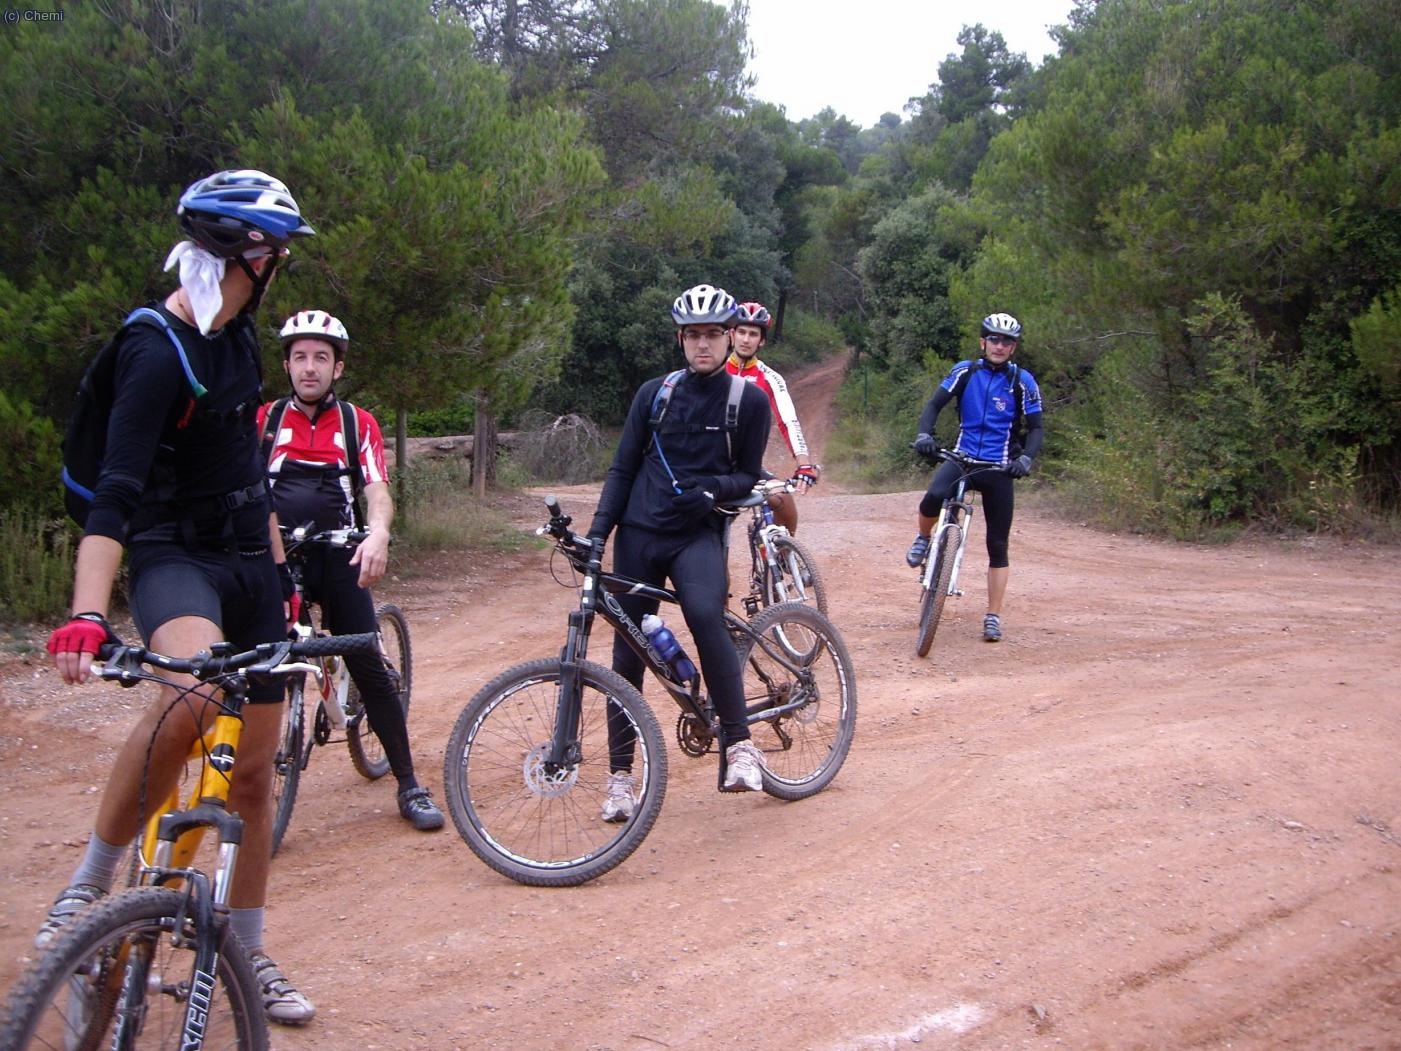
[256,393,388,532]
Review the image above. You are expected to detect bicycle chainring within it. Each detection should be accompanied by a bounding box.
[676,713,714,757]
[312,702,333,746]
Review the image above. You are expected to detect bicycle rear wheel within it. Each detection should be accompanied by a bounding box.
[738,602,857,801]
[0,887,267,1050]
[347,603,412,780]
[915,522,961,658]
[762,533,829,614]
[269,679,306,857]
[442,657,667,887]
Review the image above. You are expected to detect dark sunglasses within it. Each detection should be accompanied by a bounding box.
[984,334,1018,346]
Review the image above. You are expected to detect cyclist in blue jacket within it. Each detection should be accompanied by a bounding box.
[906,312,1044,642]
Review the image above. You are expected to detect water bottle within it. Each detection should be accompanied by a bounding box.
[641,614,698,681]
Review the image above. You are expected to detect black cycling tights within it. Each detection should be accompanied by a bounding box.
[918,460,1014,569]
[607,524,750,772]
[303,546,417,785]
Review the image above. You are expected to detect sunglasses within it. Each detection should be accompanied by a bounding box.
[984,334,1018,346]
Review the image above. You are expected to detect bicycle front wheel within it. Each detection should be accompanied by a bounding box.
[0,887,267,1051]
[738,602,857,801]
[347,603,412,780]
[762,533,829,614]
[915,522,962,658]
[442,658,667,887]
[269,679,306,857]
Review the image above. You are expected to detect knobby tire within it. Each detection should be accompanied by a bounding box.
[269,680,306,857]
[0,887,267,1051]
[916,522,962,658]
[442,658,667,887]
[347,603,412,780]
[762,533,829,614]
[738,602,857,800]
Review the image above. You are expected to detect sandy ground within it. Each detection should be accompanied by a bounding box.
[2,352,1400,1049]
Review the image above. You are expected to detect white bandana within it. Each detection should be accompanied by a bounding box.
[163,241,226,335]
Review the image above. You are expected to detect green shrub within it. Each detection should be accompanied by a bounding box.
[394,458,533,556]
[0,508,75,626]
[0,390,63,516]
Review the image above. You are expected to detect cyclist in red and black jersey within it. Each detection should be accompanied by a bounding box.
[725,301,820,533]
[42,170,319,1024]
[258,310,444,834]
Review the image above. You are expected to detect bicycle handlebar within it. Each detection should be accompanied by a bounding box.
[910,443,1009,473]
[93,632,382,685]
[280,524,372,554]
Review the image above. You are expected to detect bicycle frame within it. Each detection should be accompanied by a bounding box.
[540,501,825,770]
[921,476,976,599]
[735,479,817,614]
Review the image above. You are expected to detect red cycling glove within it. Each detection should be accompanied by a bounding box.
[794,464,821,489]
[47,613,116,657]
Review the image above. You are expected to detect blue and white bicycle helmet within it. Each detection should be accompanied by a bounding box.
[177,170,315,258]
[980,312,1023,339]
[671,284,738,327]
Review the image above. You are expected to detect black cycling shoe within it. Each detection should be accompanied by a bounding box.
[397,786,445,831]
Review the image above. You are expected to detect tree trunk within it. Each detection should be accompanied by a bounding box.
[395,407,409,510]
[774,287,788,344]
[472,389,498,497]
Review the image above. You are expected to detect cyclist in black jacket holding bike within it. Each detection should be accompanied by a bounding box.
[42,170,319,1025]
[587,284,773,820]
[907,311,1044,643]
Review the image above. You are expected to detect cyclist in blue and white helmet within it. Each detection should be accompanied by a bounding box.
[586,282,774,813]
[905,310,1044,643]
[42,169,321,1026]
[176,169,315,319]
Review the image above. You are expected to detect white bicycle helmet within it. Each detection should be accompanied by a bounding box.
[980,312,1023,339]
[671,284,738,327]
[280,309,349,358]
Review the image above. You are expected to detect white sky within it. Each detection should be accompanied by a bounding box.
[745,0,1077,127]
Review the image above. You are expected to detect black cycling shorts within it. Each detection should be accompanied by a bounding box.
[126,542,286,702]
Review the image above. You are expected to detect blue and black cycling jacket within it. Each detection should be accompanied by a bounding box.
[917,359,1044,463]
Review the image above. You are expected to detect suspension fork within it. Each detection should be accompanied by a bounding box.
[548,559,599,767]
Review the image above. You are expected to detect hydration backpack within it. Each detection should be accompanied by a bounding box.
[648,368,746,454]
[949,360,1026,442]
[61,307,207,527]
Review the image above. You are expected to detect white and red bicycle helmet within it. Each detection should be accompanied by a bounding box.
[279,310,350,359]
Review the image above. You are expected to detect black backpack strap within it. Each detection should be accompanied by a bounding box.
[261,396,293,474]
[338,398,366,529]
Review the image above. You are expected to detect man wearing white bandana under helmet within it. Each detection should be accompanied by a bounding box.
[41,170,323,1025]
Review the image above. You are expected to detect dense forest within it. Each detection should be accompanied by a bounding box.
[2,0,1398,545]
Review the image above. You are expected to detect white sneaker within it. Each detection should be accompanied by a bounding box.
[722,740,767,792]
[250,951,315,1025]
[601,772,636,822]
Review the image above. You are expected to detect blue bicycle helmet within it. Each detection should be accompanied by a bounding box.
[177,170,315,258]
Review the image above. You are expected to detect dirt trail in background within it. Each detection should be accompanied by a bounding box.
[3,352,1400,1049]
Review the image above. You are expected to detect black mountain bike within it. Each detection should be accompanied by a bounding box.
[441,497,857,888]
[270,525,412,855]
[0,631,378,1051]
[911,446,1007,657]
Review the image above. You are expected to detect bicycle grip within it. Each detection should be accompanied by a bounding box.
[292,632,381,658]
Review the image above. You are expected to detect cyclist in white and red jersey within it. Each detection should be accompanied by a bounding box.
[722,304,818,535]
[725,301,820,534]
[258,310,444,834]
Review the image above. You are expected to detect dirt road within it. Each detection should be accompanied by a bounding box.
[2,353,1399,1049]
